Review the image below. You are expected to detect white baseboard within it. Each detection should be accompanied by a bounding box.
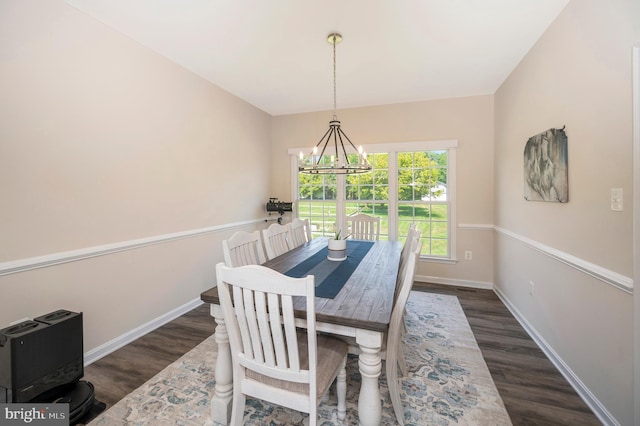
[493,287,619,426]
[83,297,204,366]
[415,274,494,290]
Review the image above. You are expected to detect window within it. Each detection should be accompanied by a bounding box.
[298,173,337,238]
[290,140,457,259]
[397,151,449,256]
[345,153,389,239]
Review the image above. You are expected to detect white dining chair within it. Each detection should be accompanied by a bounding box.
[398,222,418,272]
[395,227,421,304]
[345,213,380,241]
[391,231,421,379]
[289,218,312,248]
[331,237,419,425]
[386,239,421,426]
[215,263,348,426]
[262,222,292,260]
[222,230,266,267]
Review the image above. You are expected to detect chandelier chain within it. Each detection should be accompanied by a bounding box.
[332,34,337,116]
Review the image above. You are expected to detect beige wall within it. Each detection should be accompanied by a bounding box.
[271,96,495,284]
[494,0,639,424]
[0,1,271,351]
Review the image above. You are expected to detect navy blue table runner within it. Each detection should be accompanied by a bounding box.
[284,240,374,299]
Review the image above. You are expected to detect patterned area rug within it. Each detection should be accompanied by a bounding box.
[91,292,511,425]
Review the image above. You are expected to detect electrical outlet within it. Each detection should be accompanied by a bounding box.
[464,251,472,260]
[529,281,535,296]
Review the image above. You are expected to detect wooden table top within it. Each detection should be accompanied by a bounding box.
[201,237,402,332]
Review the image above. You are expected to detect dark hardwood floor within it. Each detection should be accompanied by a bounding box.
[413,283,601,426]
[83,284,601,425]
[83,304,216,411]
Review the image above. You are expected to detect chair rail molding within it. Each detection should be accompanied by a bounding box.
[495,226,633,293]
[0,218,266,277]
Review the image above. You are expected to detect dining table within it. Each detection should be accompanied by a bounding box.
[200,236,402,426]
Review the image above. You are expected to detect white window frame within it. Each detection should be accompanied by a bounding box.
[289,140,458,261]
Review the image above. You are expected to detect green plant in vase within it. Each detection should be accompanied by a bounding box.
[328,229,347,255]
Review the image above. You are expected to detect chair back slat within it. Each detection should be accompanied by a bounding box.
[232,286,254,360]
[263,223,292,260]
[268,293,288,368]
[281,294,300,370]
[241,288,265,364]
[254,291,276,367]
[223,230,266,266]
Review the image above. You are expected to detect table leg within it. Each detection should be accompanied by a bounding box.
[356,330,383,426]
[210,304,232,425]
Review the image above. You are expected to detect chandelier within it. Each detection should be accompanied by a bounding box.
[298,33,371,175]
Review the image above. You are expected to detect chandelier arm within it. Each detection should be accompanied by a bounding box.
[337,127,360,154]
[316,127,335,161]
[311,127,333,153]
[333,128,341,164]
[336,129,350,165]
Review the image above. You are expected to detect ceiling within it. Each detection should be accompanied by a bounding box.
[65,0,570,116]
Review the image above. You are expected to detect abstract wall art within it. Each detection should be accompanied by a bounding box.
[523,127,568,202]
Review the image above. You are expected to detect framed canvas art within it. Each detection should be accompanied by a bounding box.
[523,127,568,202]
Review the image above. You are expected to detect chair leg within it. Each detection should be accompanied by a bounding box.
[230,389,245,426]
[398,314,408,375]
[337,356,347,421]
[397,346,407,376]
[308,405,316,426]
[386,352,404,426]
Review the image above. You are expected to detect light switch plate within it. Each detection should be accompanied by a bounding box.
[611,188,623,211]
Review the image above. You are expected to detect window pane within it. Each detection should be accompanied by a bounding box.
[373,170,388,185]
[397,150,449,257]
[398,152,413,167]
[430,238,448,256]
[360,185,374,200]
[398,185,413,201]
[431,204,447,220]
[299,199,337,238]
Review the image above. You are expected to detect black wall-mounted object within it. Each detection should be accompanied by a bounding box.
[266,198,293,215]
[0,310,83,403]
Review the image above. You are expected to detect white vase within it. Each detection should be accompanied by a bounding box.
[327,239,347,261]
[328,239,347,251]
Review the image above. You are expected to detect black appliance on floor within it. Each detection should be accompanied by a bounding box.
[0,309,96,424]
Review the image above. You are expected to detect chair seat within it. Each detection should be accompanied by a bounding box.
[246,332,348,403]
